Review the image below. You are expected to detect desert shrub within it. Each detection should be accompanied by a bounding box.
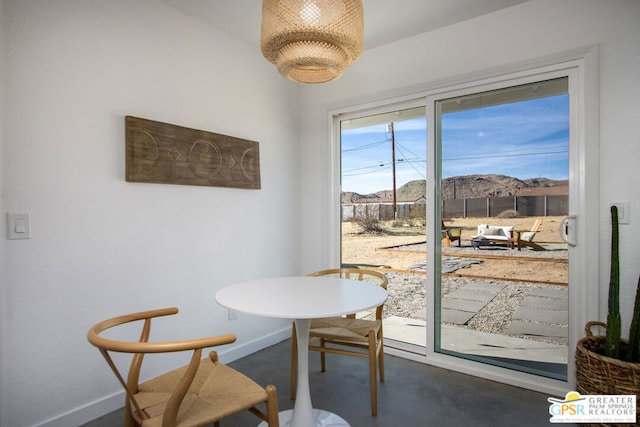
[391,218,414,227]
[497,209,520,219]
[390,217,425,228]
[353,213,385,233]
[411,217,426,226]
[391,219,403,227]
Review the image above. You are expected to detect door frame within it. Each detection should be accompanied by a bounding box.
[328,45,599,395]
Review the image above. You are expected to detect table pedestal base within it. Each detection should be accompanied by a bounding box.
[258,409,349,427]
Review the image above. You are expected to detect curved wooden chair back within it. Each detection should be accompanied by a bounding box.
[531,217,543,232]
[307,268,388,319]
[88,307,279,427]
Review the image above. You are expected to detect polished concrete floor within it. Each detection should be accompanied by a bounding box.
[83,339,571,427]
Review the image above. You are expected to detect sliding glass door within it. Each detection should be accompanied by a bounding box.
[332,47,598,391]
[434,78,570,380]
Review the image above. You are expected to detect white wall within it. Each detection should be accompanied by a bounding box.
[299,0,640,350]
[3,0,640,424]
[0,0,299,426]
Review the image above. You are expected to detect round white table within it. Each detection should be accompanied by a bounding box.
[215,276,388,427]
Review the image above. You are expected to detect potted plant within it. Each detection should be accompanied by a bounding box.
[575,205,640,426]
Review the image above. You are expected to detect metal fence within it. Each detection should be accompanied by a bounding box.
[342,194,568,221]
[342,202,426,221]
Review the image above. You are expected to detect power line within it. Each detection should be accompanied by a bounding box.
[342,159,426,176]
[342,165,393,177]
[442,149,568,161]
[394,144,427,180]
[343,148,566,177]
[342,138,389,152]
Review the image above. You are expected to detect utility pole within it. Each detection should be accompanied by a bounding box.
[387,122,397,219]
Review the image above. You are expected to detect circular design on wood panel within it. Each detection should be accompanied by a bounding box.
[240,147,257,183]
[188,139,222,181]
[134,129,160,174]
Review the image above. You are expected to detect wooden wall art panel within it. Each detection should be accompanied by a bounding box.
[125,116,261,189]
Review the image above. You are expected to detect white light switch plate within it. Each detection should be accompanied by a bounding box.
[7,213,31,239]
[612,202,630,224]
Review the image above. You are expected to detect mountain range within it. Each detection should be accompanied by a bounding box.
[342,174,568,203]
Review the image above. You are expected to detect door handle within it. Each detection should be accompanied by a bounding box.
[560,215,577,246]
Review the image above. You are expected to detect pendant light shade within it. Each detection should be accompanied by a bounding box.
[261,0,364,84]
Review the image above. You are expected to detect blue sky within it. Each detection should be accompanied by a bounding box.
[341,95,569,194]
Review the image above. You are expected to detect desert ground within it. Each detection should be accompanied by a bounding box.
[341,216,568,285]
[342,216,570,344]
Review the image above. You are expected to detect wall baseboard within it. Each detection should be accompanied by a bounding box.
[34,391,124,427]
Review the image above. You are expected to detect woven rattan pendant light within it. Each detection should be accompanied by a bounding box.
[261,0,364,84]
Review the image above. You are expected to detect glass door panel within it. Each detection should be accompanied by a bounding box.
[339,105,428,351]
[436,78,570,380]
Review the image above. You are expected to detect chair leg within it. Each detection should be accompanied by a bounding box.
[123,399,136,427]
[265,385,280,427]
[320,338,326,372]
[368,332,378,416]
[290,322,297,400]
[378,330,385,383]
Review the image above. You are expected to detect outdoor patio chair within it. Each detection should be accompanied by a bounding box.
[514,217,545,251]
[87,307,279,427]
[290,268,388,416]
[441,220,462,247]
[471,224,514,248]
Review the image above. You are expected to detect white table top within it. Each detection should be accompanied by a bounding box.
[215,276,388,319]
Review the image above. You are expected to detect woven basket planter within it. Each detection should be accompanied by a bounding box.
[575,321,640,427]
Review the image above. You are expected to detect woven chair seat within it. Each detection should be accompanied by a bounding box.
[310,317,381,343]
[291,268,388,416]
[137,357,268,426]
[87,307,279,427]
